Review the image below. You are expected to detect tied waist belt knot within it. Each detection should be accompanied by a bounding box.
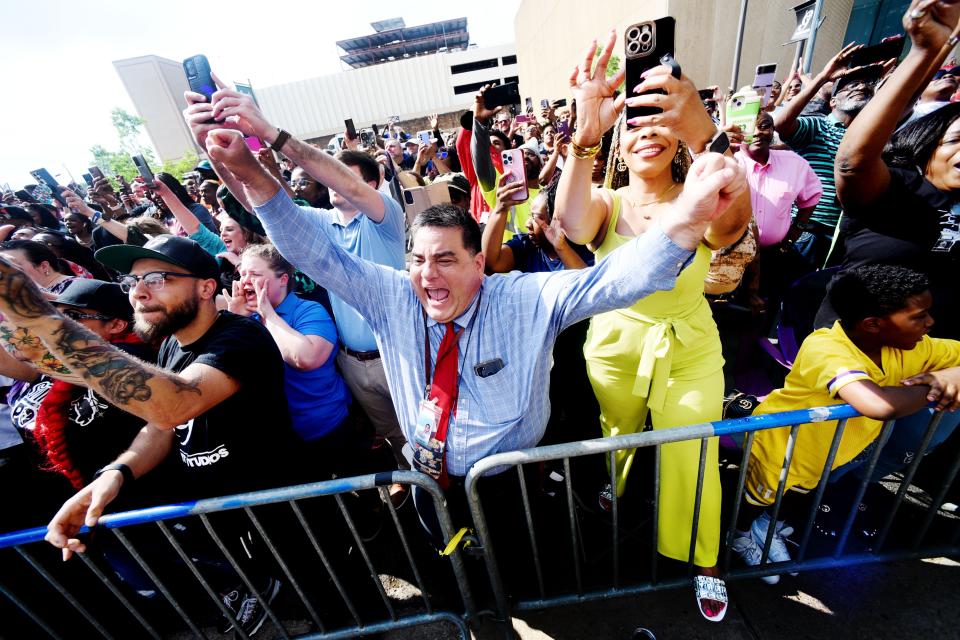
[342,346,380,361]
[630,305,705,413]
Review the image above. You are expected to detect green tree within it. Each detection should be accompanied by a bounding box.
[159,151,200,182]
[90,106,179,186]
[89,145,138,185]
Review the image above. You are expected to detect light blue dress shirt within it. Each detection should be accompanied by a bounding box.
[255,190,692,475]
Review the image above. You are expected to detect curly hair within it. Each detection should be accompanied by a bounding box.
[830,265,931,327]
[604,112,690,191]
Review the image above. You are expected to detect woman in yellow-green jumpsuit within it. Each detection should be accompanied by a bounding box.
[586,190,723,568]
[555,34,751,621]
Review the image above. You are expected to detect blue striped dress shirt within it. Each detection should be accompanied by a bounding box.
[255,189,693,476]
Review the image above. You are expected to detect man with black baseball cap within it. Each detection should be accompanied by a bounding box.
[0,234,302,635]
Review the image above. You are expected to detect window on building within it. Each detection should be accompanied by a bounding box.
[450,59,499,74]
[504,76,519,85]
[501,55,518,65]
[453,79,500,95]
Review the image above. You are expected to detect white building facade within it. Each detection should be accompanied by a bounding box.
[255,43,518,142]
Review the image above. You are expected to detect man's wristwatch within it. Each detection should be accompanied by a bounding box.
[690,130,730,160]
[270,128,292,153]
[92,463,134,485]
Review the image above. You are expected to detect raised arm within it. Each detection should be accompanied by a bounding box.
[556,31,626,246]
[774,43,863,139]
[481,175,523,273]
[471,87,503,194]
[151,180,203,235]
[182,73,384,221]
[62,188,129,243]
[835,1,960,209]
[548,151,748,329]
[208,87,386,222]
[205,129,400,326]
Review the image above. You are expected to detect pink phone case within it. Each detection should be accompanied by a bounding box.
[501,149,528,201]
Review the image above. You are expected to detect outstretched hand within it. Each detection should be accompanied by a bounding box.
[45,473,123,561]
[569,29,626,145]
[903,366,960,412]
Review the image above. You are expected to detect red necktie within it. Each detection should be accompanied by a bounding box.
[429,322,461,487]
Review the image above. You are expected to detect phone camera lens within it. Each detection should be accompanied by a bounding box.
[627,41,640,55]
[627,27,640,41]
[639,31,651,44]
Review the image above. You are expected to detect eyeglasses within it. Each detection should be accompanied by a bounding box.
[61,309,112,321]
[290,179,316,188]
[118,271,204,293]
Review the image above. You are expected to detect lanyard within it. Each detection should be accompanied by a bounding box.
[422,290,482,401]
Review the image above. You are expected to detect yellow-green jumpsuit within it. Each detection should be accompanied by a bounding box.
[584,190,723,567]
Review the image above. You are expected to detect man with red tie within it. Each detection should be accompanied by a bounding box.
[192,127,748,540]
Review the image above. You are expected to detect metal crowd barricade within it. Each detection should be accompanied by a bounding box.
[465,404,960,633]
[0,471,473,639]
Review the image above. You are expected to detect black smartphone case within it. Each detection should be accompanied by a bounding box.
[484,82,521,109]
[183,55,215,102]
[625,17,676,120]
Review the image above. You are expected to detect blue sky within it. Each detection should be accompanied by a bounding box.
[0,0,519,188]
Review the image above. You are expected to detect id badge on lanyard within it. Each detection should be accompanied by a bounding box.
[412,398,445,478]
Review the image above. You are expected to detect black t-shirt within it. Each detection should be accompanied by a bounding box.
[158,312,303,498]
[822,166,959,338]
[837,166,951,273]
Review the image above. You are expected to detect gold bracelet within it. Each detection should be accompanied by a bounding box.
[570,139,601,159]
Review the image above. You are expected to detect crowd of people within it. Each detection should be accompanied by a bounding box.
[2,0,960,633]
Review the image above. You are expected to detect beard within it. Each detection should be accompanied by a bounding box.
[835,96,870,117]
[133,295,199,342]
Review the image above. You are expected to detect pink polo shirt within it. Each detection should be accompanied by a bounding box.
[735,148,822,246]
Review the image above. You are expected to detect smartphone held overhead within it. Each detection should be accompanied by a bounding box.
[484,82,522,110]
[183,54,216,102]
[501,149,528,202]
[625,17,678,122]
[131,155,155,185]
[752,63,777,107]
[29,168,67,206]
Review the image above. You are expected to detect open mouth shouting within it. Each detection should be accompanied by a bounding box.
[426,288,450,305]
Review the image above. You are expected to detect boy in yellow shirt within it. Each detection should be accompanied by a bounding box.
[730,265,960,583]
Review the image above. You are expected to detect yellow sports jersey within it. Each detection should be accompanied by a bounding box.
[746,321,960,505]
[481,175,539,242]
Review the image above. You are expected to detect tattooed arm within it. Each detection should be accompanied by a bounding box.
[0,260,241,428]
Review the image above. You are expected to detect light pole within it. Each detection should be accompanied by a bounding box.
[730,0,750,93]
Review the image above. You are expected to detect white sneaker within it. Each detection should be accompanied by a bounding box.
[729,533,779,585]
[751,513,798,576]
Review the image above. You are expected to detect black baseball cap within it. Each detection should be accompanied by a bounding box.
[95,234,219,281]
[54,279,133,322]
